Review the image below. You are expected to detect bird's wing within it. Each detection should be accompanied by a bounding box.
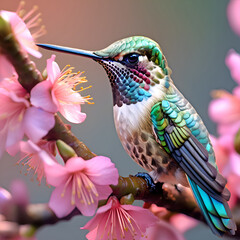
[151,100,236,236]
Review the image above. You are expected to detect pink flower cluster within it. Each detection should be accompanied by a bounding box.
[0,6,153,240]
[43,154,119,218]
[227,0,240,37]
[82,196,158,240]
[208,0,240,206]
[0,7,90,180]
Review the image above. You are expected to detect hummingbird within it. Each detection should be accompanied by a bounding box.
[38,36,236,236]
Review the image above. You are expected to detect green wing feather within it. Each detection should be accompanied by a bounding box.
[151,100,236,236]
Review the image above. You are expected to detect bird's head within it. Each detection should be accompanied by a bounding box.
[38,36,170,107]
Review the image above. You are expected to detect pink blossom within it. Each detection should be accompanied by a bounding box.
[42,154,119,218]
[227,0,240,37]
[82,196,158,240]
[140,220,186,240]
[147,204,197,233]
[210,135,240,207]
[226,50,240,84]
[208,91,240,136]
[170,214,198,233]
[31,55,89,123]
[0,2,45,58]
[209,50,240,136]
[0,77,55,157]
[18,140,56,184]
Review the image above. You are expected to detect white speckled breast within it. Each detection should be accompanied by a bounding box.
[113,82,188,186]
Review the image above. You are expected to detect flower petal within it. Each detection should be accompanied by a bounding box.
[30,80,58,113]
[94,197,114,215]
[84,227,98,240]
[47,55,60,84]
[6,121,24,149]
[227,0,240,37]
[6,142,20,156]
[218,121,240,136]
[20,37,42,58]
[95,185,112,200]
[226,50,240,84]
[23,107,55,143]
[208,97,240,124]
[170,214,198,233]
[20,140,41,154]
[86,156,119,185]
[210,135,229,172]
[81,197,115,233]
[233,86,240,97]
[230,152,240,176]
[49,184,75,218]
[141,221,186,240]
[1,11,41,58]
[76,196,98,217]
[82,215,105,234]
[65,157,86,172]
[59,104,86,124]
[40,151,68,186]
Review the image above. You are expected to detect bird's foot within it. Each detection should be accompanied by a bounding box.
[135,172,157,192]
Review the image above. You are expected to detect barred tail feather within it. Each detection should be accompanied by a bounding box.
[188,177,236,236]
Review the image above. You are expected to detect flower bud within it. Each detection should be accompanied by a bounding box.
[56,140,77,162]
[234,128,240,154]
[120,193,135,205]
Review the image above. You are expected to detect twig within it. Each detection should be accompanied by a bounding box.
[2,176,240,239]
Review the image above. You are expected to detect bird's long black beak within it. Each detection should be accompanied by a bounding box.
[37,44,104,60]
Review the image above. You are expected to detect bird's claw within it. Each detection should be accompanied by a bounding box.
[135,172,157,192]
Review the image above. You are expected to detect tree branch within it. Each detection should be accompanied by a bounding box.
[2,176,202,228]
[2,176,240,238]
[45,115,96,160]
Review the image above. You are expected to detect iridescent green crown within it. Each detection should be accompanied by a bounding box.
[95,36,168,75]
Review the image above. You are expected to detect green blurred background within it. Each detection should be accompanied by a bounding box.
[0,0,239,239]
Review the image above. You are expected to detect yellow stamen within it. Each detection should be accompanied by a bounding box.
[26,12,41,28]
[15,2,46,40]
[22,5,39,22]
[16,1,26,17]
[74,85,92,92]
[32,25,46,39]
[61,175,72,197]
[18,110,24,122]
[71,175,76,205]
[55,64,94,105]
[73,173,100,206]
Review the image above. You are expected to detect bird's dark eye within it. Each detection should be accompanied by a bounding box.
[124,53,140,65]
